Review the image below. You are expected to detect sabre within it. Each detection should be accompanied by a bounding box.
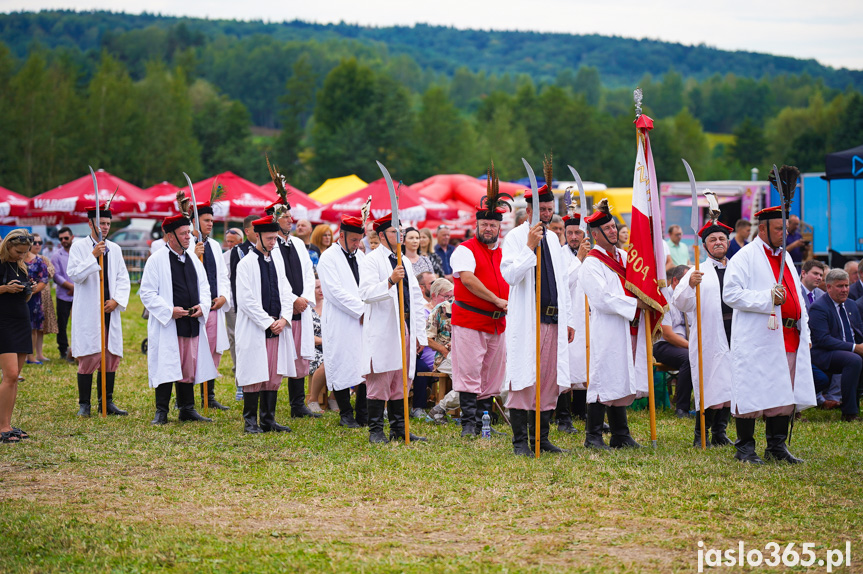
[88,166,108,418]
[568,165,591,390]
[682,158,707,451]
[182,172,207,411]
[376,160,410,445]
[521,158,542,459]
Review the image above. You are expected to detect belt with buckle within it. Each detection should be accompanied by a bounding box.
[543,305,558,317]
[454,300,506,319]
[783,317,798,329]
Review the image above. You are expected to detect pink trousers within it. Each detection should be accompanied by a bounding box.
[505,323,560,412]
[451,325,506,400]
[244,338,283,393]
[77,351,121,375]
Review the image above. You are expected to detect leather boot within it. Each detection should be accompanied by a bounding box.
[607,406,641,448]
[572,389,587,421]
[710,407,733,446]
[367,399,388,444]
[584,402,610,450]
[388,399,427,442]
[532,410,566,453]
[333,389,360,428]
[76,373,92,417]
[459,392,478,437]
[509,409,532,456]
[733,417,764,464]
[177,383,212,422]
[288,377,322,418]
[151,382,172,425]
[259,390,291,432]
[764,415,803,464]
[243,391,263,433]
[98,372,127,416]
[354,384,368,427]
[202,379,229,411]
[693,409,715,448]
[556,392,578,434]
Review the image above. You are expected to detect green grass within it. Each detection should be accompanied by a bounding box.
[1,292,862,572]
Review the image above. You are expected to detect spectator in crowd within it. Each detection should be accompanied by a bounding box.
[513,209,527,228]
[548,215,565,246]
[786,215,807,268]
[666,225,690,266]
[652,265,693,419]
[434,225,454,279]
[37,243,58,362]
[800,260,827,309]
[403,228,436,278]
[727,219,751,258]
[361,220,375,253]
[847,260,862,301]
[418,228,446,277]
[226,216,258,400]
[52,227,75,363]
[616,223,630,251]
[43,239,56,259]
[412,278,453,419]
[0,230,36,443]
[310,224,333,257]
[294,219,316,261]
[306,278,334,414]
[223,228,243,251]
[367,231,380,251]
[149,235,166,255]
[23,233,49,365]
[808,268,863,422]
[417,271,435,304]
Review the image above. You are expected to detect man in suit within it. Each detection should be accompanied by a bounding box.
[848,260,863,301]
[808,268,863,422]
[799,260,826,310]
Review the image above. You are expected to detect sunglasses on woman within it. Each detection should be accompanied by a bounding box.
[7,234,34,246]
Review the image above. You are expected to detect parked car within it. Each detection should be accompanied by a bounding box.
[108,228,152,250]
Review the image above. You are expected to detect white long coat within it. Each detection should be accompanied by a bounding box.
[580,244,649,403]
[317,245,366,391]
[723,237,816,414]
[673,259,733,408]
[500,223,574,392]
[139,246,218,388]
[271,235,316,361]
[67,236,130,358]
[565,249,588,389]
[234,249,297,386]
[359,244,428,375]
[186,237,231,355]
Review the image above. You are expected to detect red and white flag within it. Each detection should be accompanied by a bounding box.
[626,113,668,334]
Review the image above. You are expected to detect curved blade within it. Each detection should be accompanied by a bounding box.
[682,158,699,235]
[88,165,102,242]
[376,161,400,243]
[522,158,539,226]
[567,165,589,233]
[182,172,202,238]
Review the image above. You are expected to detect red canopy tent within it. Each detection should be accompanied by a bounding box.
[153,172,275,221]
[28,170,150,223]
[142,181,181,215]
[0,186,30,221]
[318,178,458,223]
[258,182,322,221]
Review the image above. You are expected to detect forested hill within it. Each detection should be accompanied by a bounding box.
[2,10,861,90]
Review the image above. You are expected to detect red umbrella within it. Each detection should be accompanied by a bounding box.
[142,181,181,215]
[258,181,322,221]
[318,178,458,222]
[0,186,30,218]
[29,170,149,222]
[153,172,274,221]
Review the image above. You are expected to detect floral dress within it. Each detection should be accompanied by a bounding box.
[25,256,48,330]
[427,251,446,278]
[309,307,324,375]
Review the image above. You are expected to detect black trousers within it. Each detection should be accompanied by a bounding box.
[56,298,73,356]
[824,351,863,415]
[653,341,692,413]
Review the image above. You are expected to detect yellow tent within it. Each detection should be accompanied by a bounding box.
[309,175,368,205]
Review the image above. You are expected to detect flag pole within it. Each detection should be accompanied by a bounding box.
[644,312,658,447]
[693,244,707,450]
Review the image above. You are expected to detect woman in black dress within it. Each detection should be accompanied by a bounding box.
[0,229,35,444]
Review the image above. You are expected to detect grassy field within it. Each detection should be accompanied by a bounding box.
[1,292,862,573]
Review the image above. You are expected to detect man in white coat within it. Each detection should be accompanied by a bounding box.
[672,219,735,447]
[235,215,297,434]
[68,203,131,417]
[189,201,231,410]
[140,214,218,425]
[557,213,591,433]
[580,200,651,450]
[723,206,816,464]
[317,214,368,429]
[265,197,320,419]
[359,213,428,444]
[501,185,576,456]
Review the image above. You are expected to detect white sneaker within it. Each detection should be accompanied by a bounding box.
[307,401,323,414]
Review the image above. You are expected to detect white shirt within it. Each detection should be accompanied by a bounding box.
[658,286,687,344]
[449,240,500,278]
[167,244,186,263]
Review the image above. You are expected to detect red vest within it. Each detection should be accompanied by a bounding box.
[452,238,509,334]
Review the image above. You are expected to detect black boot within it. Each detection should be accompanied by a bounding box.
[733,417,764,464]
[333,388,360,428]
[764,415,803,464]
[556,392,578,434]
[98,372,128,416]
[693,409,716,448]
[584,403,610,450]
[388,399,427,442]
[509,409,532,456]
[459,392,478,437]
[710,407,733,447]
[177,383,212,422]
[202,379,229,411]
[243,391,263,434]
[354,384,368,427]
[151,383,172,425]
[288,377,322,418]
[607,406,641,448]
[76,373,92,417]
[367,399,388,443]
[572,389,587,421]
[259,390,291,432]
[533,410,566,453]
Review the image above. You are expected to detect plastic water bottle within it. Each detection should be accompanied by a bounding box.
[481,411,491,439]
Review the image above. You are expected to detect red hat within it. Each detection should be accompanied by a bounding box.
[85,203,112,219]
[340,214,365,235]
[195,201,214,217]
[698,220,733,241]
[755,206,783,221]
[162,214,190,233]
[563,214,581,227]
[523,184,554,203]
[252,215,280,233]
[372,213,393,233]
[265,197,291,216]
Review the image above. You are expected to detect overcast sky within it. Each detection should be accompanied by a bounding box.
[3,0,861,70]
